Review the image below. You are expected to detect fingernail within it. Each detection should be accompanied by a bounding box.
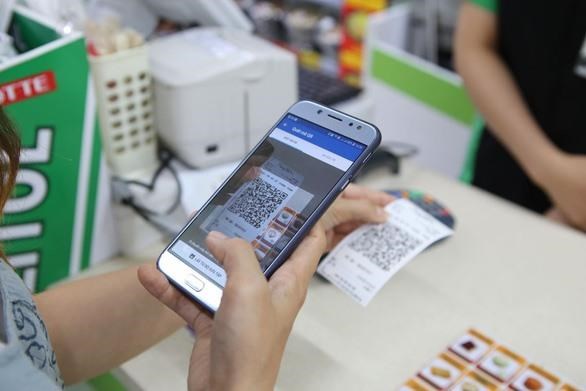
[376,207,388,220]
[207,231,228,243]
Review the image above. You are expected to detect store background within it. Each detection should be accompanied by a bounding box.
[0,1,492,389]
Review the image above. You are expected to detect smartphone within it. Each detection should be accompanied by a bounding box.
[157,101,381,312]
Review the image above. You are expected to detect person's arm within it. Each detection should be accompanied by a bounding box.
[455,3,556,180]
[32,184,390,386]
[455,3,586,229]
[34,265,185,385]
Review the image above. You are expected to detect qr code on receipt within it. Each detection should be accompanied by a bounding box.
[228,178,288,228]
[348,224,422,271]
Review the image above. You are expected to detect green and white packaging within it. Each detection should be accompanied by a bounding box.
[0,7,118,292]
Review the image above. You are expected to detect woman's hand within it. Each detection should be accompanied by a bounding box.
[138,226,327,391]
[320,184,394,250]
[138,184,391,389]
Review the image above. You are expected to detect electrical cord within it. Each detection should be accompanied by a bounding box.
[112,149,182,215]
[156,142,202,170]
[111,148,183,236]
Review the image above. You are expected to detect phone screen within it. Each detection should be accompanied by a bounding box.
[169,113,366,287]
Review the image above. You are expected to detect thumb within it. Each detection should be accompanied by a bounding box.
[205,232,265,283]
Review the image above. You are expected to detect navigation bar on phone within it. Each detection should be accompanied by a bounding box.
[270,128,354,171]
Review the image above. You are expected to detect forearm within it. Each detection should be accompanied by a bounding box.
[35,265,185,385]
[455,6,561,186]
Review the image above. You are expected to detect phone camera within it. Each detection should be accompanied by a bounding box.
[349,122,354,127]
[357,125,363,130]
[317,109,323,114]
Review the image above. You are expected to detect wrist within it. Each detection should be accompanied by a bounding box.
[522,143,564,189]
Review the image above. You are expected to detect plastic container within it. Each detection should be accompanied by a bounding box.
[90,45,158,178]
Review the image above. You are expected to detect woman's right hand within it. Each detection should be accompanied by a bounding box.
[138,226,327,391]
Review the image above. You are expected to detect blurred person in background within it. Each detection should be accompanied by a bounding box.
[455,0,586,231]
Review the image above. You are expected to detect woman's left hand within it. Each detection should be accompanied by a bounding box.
[320,184,394,250]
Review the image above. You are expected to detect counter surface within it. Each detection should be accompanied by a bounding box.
[97,164,586,389]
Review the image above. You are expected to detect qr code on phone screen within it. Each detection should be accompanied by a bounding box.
[348,224,422,271]
[228,178,288,228]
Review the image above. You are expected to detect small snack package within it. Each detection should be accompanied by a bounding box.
[275,207,295,227]
[339,0,388,85]
[451,370,499,391]
[261,224,284,245]
[449,329,495,364]
[418,352,467,389]
[559,384,583,391]
[252,240,271,260]
[510,364,560,391]
[399,378,435,391]
[479,346,526,383]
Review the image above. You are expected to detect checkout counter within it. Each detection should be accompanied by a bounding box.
[76,162,586,389]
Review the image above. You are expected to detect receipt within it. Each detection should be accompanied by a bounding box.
[317,199,453,306]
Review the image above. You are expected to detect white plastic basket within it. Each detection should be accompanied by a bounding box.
[90,45,158,178]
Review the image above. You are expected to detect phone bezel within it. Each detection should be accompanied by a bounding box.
[157,100,381,312]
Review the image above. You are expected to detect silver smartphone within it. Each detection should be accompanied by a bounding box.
[157,101,381,312]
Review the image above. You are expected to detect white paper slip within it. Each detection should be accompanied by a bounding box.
[317,199,453,306]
